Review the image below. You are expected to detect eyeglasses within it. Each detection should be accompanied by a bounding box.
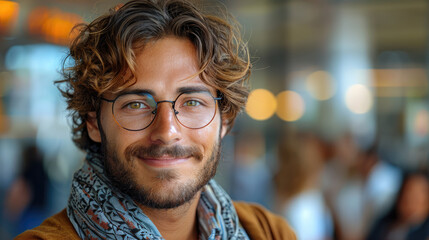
[100,91,221,131]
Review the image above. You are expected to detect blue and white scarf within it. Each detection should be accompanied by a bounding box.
[67,148,249,240]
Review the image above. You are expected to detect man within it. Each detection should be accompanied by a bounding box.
[16,0,296,239]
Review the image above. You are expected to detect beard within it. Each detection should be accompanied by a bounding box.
[99,126,221,209]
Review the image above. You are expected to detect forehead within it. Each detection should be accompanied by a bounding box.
[116,37,215,97]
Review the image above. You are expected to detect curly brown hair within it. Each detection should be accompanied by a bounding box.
[56,0,251,151]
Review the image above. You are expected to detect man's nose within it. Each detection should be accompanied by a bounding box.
[148,102,182,145]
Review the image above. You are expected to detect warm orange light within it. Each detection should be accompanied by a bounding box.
[276,91,305,122]
[364,68,428,98]
[246,89,277,121]
[370,68,427,87]
[27,7,83,45]
[0,1,20,34]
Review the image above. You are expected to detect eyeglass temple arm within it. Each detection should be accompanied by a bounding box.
[100,97,114,102]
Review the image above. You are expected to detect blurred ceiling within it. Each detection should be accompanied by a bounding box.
[1,0,427,55]
[284,0,427,52]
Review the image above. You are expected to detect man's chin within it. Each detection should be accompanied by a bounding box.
[133,180,203,209]
[153,168,180,181]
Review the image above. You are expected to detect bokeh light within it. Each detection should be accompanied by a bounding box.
[371,68,428,98]
[245,89,277,120]
[414,109,429,137]
[276,90,305,122]
[27,7,83,45]
[0,0,19,35]
[305,70,336,100]
[345,84,373,114]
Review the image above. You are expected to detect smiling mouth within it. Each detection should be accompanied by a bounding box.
[137,155,191,167]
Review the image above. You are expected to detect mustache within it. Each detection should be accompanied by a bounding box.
[125,144,203,161]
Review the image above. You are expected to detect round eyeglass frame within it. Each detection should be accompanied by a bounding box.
[100,91,222,131]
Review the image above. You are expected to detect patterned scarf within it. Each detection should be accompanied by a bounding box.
[67,148,250,240]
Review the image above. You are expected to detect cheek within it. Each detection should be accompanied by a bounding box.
[100,111,142,153]
[192,116,221,143]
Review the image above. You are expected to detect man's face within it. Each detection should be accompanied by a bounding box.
[87,37,227,209]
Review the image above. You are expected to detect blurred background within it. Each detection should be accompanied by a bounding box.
[0,0,428,239]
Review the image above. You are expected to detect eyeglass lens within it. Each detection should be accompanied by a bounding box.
[111,91,217,131]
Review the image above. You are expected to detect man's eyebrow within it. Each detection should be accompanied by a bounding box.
[177,86,212,94]
[116,88,155,96]
[114,86,212,98]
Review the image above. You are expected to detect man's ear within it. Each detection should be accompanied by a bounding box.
[87,112,101,143]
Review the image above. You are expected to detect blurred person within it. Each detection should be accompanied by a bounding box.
[322,134,401,240]
[275,132,334,240]
[367,171,429,240]
[16,0,296,239]
[358,143,402,233]
[4,144,49,235]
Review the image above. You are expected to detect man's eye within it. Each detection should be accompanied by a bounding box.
[127,102,146,109]
[183,100,200,107]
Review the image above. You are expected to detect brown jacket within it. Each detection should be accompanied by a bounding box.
[15,202,296,240]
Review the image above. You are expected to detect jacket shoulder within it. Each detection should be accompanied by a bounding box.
[234,202,296,240]
[15,209,80,240]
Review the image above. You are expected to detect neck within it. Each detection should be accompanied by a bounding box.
[138,191,201,240]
